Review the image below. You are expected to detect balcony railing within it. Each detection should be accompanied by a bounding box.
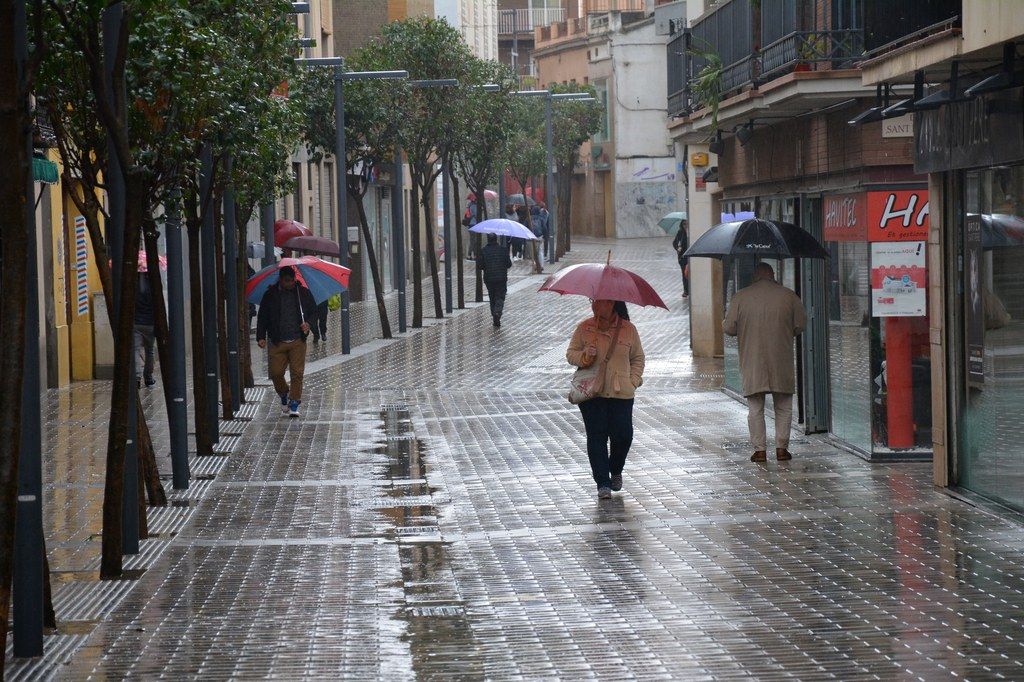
[498,8,566,35]
[586,0,646,11]
[863,0,960,55]
[759,30,865,81]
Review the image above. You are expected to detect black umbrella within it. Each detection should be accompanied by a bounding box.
[682,219,829,260]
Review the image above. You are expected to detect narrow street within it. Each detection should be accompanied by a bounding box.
[14,238,1024,680]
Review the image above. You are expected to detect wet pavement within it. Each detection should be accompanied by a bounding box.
[7,238,1024,680]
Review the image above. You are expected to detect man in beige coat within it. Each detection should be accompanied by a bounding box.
[723,263,806,462]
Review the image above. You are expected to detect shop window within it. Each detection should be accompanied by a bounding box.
[957,165,1024,511]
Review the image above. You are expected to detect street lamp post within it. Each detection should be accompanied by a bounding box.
[164,189,190,490]
[223,155,241,412]
[199,144,219,443]
[296,57,406,354]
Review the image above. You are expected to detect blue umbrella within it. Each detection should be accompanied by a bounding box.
[470,218,540,241]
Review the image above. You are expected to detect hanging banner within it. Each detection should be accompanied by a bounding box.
[964,214,985,385]
[870,241,926,317]
[867,190,929,241]
[74,215,90,317]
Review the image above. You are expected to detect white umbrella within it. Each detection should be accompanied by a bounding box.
[470,218,540,241]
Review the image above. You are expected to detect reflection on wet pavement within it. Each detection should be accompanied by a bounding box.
[7,238,1024,679]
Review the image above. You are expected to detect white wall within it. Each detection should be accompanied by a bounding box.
[610,20,680,237]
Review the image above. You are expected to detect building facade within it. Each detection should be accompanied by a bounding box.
[857,0,1024,512]
[535,0,680,239]
[436,0,499,60]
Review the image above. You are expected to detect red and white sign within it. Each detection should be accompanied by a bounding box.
[823,192,866,242]
[871,241,927,317]
[867,190,929,242]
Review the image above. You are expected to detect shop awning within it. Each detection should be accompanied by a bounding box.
[32,156,59,185]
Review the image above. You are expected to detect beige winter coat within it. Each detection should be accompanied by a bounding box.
[723,279,806,397]
[567,316,646,399]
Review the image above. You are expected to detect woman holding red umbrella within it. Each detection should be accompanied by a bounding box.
[566,299,646,499]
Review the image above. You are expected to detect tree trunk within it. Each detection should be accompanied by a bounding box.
[100,172,147,580]
[135,393,167,506]
[557,163,573,258]
[43,548,55,629]
[185,193,213,457]
[451,174,465,309]
[213,196,233,421]
[143,224,176,413]
[0,38,30,659]
[236,204,254,392]
[137,458,148,540]
[410,180,423,328]
[473,182,487,303]
[420,185,444,320]
[351,186,392,339]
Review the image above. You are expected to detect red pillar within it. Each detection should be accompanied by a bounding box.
[885,317,914,448]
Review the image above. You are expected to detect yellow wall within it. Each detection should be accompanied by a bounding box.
[49,150,71,387]
[64,182,103,381]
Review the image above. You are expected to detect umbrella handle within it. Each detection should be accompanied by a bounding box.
[606,250,612,266]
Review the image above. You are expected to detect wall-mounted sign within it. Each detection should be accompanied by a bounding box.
[867,190,929,241]
[871,241,926,317]
[690,152,709,167]
[823,192,867,242]
[914,87,1024,173]
[74,215,90,318]
[882,113,914,138]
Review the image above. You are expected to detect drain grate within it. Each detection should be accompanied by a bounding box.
[381,403,410,412]
[406,605,465,617]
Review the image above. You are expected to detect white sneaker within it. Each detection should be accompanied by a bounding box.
[288,400,300,418]
[279,392,289,415]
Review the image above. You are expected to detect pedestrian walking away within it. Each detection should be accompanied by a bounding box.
[477,233,512,328]
[672,219,690,298]
[134,272,157,387]
[723,262,806,463]
[312,299,329,343]
[256,266,318,417]
[567,300,645,498]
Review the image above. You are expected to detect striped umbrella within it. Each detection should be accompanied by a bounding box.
[245,256,350,305]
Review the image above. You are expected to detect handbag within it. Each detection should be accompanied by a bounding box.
[568,320,622,405]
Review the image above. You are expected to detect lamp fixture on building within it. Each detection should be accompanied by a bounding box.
[708,131,724,155]
[965,43,1024,97]
[736,121,753,146]
[701,166,718,183]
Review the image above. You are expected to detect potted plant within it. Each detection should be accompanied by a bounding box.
[688,48,724,134]
[795,35,827,72]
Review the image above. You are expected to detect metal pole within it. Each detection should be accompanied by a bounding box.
[102,1,138,555]
[545,95,557,263]
[165,189,190,489]
[223,156,241,412]
[199,145,219,442]
[12,0,42,656]
[259,202,275,379]
[392,146,407,333]
[334,66,351,354]
[442,159,453,314]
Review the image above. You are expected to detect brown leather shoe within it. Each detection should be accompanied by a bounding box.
[750,450,767,463]
[776,448,792,461]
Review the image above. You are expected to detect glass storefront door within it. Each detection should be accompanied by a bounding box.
[955,165,1024,511]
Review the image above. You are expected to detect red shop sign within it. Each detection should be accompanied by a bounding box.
[823,192,867,242]
[866,190,929,242]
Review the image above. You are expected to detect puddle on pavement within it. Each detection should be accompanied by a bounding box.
[367,404,481,676]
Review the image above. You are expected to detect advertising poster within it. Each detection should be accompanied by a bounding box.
[866,190,929,241]
[870,241,926,317]
[965,214,985,385]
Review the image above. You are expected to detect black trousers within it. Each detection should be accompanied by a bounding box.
[679,259,690,296]
[484,279,507,320]
[578,397,634,488]
[313,303,328,339]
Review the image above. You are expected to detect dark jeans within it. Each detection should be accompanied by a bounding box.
[484,279,507,320]
[579,397,634,488]
[679,259,690,296]
[511,237,525,258]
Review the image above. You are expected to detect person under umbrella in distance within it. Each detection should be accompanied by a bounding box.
[477,233,512,328]
[672,218,690,298]
[256,266,318,417]
[723,263,806,463]
[566,299,646,499]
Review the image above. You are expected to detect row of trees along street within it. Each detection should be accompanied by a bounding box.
[0,3,600,671]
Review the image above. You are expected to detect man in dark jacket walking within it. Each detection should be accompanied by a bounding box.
[477,233,512,328]
[134,272,157,387]
[256,266,318,417]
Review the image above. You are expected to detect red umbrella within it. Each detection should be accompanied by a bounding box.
[283,235,341,257]
[539,253,668,309]
[274,219,313,247]
[466,190,498,202]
